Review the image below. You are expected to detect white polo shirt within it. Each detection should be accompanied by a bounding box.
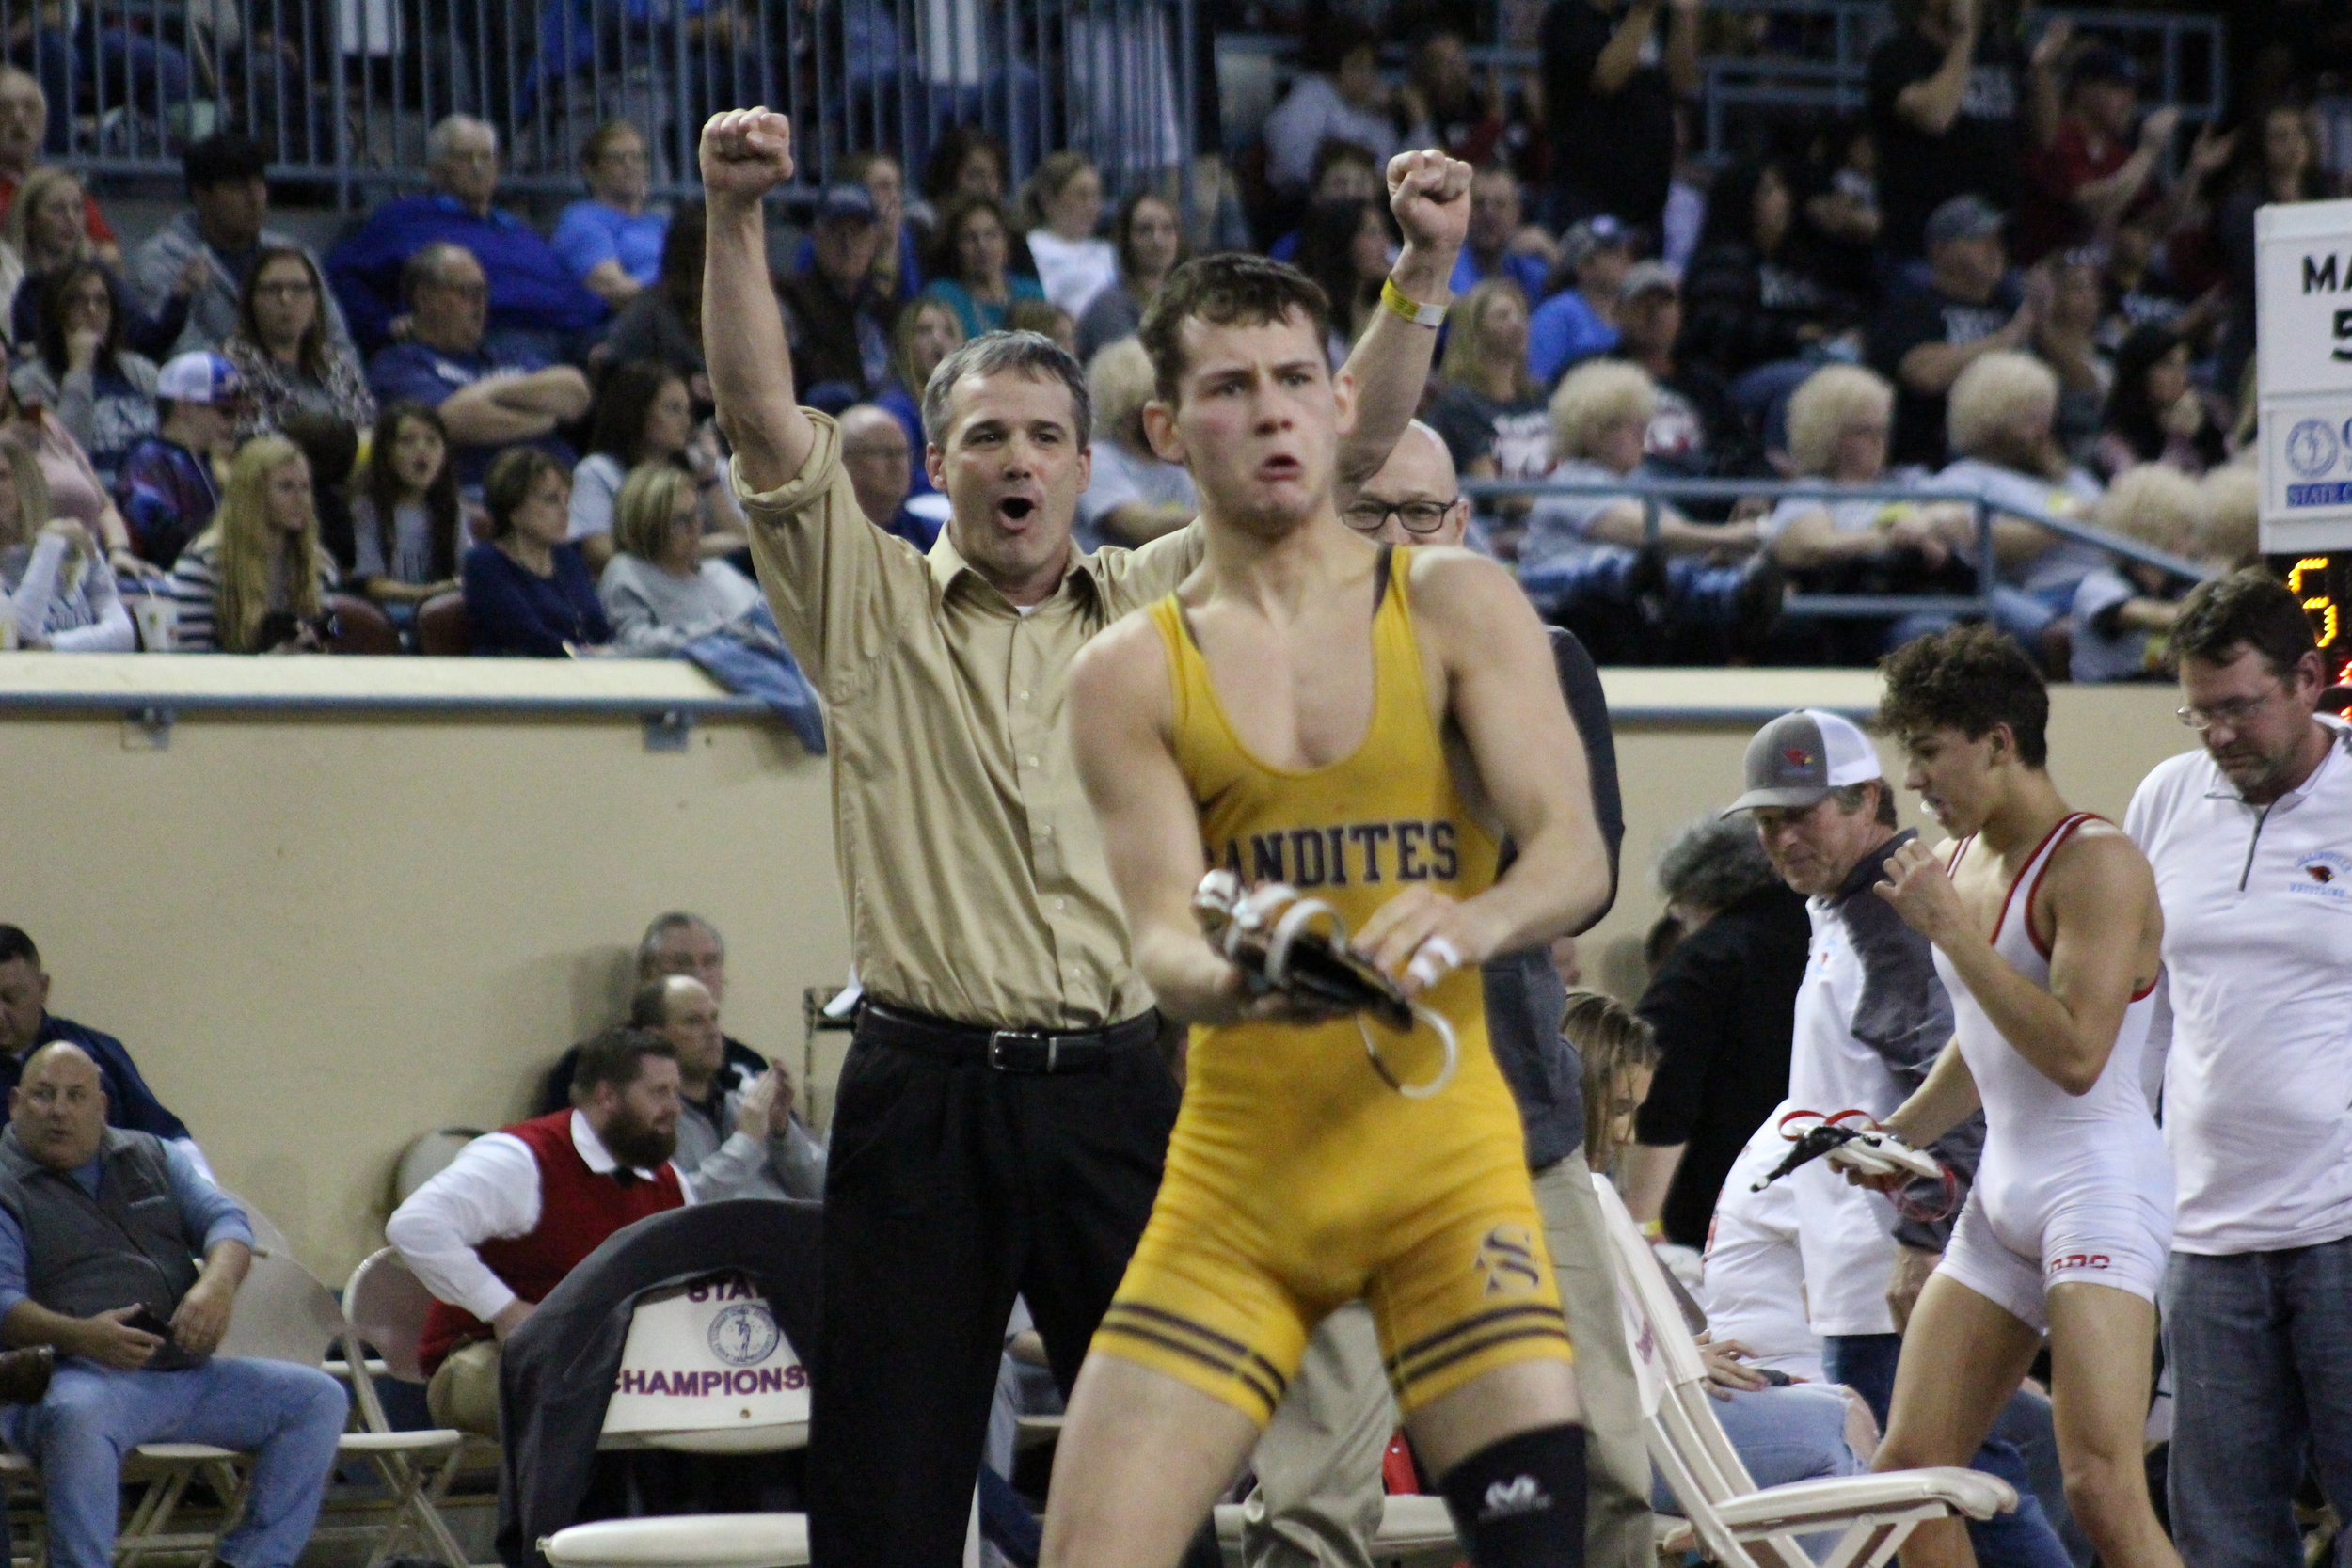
[2125,718,2352,1256]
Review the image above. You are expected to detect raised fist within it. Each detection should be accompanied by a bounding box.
[700,109,796,205]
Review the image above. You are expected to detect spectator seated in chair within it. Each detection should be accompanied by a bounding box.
[626,975,825,1201]
[386,1026,690,1435]
[551,121,669,315]
[364,244,592,491]
[0,68,114,258]
[0,927,206,1171]
[0,1042,347,1568]
[0,444,133,651]
[536,911,780,1115]
[326,115,607,361]
[114,351,239,570]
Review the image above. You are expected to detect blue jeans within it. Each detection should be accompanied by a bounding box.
[1652,1382,1858,1509]
[1824,1334,2074,1568]
[2164,1239,2352,1568]
[2,1357,347,1568]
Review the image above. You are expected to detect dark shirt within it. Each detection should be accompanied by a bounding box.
[460,541,611,657]
[1823,832,1983,1254]
[1866,275,2021,467]
[1677,240,1853,382]
[1485,626,1622,1171]
[774,268,891,411]
[1867,24,2028,260]
[1541,0,1677,228]
[11,1015,193,1141]
[115,435,219,569]
[325,192,607,355]
[1632,882,1809,1247]
[1617,356,1758,484]
[11,268,189,365]
[366,339,564,488]
[1423,381,1553,483]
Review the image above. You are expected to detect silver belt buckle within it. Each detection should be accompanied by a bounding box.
[987,1030,1056,1071]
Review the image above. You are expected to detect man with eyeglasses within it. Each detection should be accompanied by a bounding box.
[1246,420,1655,1568]
[2123,567,2352,1566]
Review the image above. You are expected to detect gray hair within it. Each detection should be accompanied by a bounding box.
[426,115,496,166]
[1654,816,1781,916]
[920,330,1092,449]
[635,911,723,975]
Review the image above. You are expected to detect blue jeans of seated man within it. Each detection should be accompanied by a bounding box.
[1651,1381,1858,1507]
[1519,549,1759,626]
[3,1357,347,1568]
[2165,1238,2352,1568]
[1824,1334,2074,1568]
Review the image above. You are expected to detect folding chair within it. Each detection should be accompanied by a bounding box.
[537,1274,811,1568]
[1211,1494,1461,1568]
[1589,1173,2017,1568]
[339,1247,482,1565]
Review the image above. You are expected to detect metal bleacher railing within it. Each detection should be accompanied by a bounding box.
[1,0,2223,210]
[1,0,1199,205]
[1461,474,2215,623]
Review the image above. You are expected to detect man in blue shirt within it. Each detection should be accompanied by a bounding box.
[1527,213,1632,386]
[366,245,591,488]
[1449,166,1554,303]
[0,1042,346,1568]
[326,115,606,359]
[0,927,201,1164]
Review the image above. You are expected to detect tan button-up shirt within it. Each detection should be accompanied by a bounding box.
[739,411,1205,1029]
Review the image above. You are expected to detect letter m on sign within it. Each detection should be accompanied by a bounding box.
[2310,255,2342,294]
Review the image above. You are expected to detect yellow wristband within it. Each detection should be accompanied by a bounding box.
[1380,277,1447,329]
[1639,1218,1664,1239]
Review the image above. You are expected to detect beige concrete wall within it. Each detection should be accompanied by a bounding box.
[0,658,850,1284]
[0,657,2201,1284]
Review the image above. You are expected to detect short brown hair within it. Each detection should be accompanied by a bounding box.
[1878,625,2049,768]
[1137,254,1331,404]
[570,1024,677,1103]
[484,446,566,539]
[2171,567,2320,680]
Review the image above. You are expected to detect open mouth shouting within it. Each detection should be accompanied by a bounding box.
[994,494,1039,528]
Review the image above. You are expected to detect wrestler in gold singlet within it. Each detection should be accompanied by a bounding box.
[1090,546,1575,1427]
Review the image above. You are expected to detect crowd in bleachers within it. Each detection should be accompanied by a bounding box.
[0,0,2314,675]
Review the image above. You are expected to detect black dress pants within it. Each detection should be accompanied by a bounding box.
[806,1016,1181,1568]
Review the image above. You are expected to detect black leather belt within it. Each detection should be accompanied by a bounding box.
[857,1001,1160,1073]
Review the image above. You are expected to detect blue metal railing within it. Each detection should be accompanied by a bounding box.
[1460,474,2215,622]
[5,0,1198,205]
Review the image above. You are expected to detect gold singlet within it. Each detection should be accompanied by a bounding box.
[1090,547,1572,1426]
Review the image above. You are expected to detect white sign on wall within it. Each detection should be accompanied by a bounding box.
[2258,199,2352,551]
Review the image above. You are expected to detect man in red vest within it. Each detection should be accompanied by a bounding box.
[388,1026,689,1433]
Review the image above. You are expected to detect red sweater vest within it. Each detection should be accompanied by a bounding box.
[418,1111,685,1373]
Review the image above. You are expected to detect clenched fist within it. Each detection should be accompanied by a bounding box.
[1386,149,1473,259]
[700,109,796,206]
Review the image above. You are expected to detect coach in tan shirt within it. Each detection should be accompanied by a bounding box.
[699,107,1471,1568]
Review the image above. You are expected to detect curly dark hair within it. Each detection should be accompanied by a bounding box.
[1137,253,1331,404]
[1877,625,2049,768]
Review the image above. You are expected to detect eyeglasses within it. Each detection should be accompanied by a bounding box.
[1342,498,1456,534]
[253,280,315,299]
[2176,686,2280,731]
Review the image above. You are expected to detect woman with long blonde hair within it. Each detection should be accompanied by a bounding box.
[0,437,131,648]
[167,435,338,652]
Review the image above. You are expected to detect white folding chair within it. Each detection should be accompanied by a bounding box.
[338,1246,482,1565]
[1590,1173,2017,1568]
[1211,1494,1461,1568]
[538,1275,811,1568]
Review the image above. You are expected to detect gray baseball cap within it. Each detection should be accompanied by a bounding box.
[1722,709,1883,816]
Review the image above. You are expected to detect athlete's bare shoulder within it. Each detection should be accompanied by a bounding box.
[1401,546,1539,643]
[2037,815,2164,948]
[1070,607,1176,735]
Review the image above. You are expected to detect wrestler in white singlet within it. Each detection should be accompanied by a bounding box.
[1932,813,2173,1330]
